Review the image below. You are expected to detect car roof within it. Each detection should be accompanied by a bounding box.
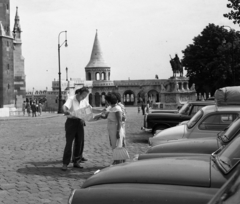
[188,101,215,105]
[202,105,240,113]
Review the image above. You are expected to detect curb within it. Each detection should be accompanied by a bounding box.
[0,113,63,121]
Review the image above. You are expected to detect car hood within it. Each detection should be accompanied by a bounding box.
[147,137,218,154]
[149,125,186,146]
[82,155,211,188]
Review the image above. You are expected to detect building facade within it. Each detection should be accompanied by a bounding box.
[0,0,25,108]
[0,0,14,107]
[38,30,196,111]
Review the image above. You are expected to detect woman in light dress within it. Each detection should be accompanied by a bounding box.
[99,92,128,165]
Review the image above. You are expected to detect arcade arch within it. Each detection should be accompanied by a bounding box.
[95,72,100,80]
[95,92,101,107]
[123,90,135,105]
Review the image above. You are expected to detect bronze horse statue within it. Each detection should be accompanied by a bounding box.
[169,54,183,77]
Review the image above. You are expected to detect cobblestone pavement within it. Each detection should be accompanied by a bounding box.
[0,107,151,204]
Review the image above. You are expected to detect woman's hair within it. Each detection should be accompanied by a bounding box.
[112,92,121,102]
[105,92,118,105]
[75,87,89,95]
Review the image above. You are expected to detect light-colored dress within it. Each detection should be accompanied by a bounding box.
[107,105,122,150]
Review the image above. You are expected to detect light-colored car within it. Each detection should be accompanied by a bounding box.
[149,105,240,146]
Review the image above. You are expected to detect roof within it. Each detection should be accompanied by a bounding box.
[85,30,110,68]
[188,101,215,105]
[202,105,240,113]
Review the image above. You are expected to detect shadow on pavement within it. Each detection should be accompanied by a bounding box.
[17,166,106,179]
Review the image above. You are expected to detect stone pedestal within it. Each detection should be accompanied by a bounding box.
[158,77,196,110]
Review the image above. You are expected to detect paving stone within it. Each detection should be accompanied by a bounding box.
[0,108,149,203]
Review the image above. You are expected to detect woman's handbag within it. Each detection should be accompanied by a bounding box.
[113,128,130,160]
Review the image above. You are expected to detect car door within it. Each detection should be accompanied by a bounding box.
[187,112,238,139]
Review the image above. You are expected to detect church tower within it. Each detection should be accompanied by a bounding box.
[85,30,111,81]
[13,7,25,108]
[0,0,15,107]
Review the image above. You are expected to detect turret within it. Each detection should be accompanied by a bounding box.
[85,30,111,81]
[13,7,21,40]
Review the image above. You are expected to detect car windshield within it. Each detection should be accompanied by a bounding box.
[187,109,203,129]
[217,136,240,173]
[179,103,191,115]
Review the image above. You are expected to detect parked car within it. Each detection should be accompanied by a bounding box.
[68,134,240,204]
[208,166,240,204]
[149,105,240,146]
[138,116,240,160]
[141,101,215,135]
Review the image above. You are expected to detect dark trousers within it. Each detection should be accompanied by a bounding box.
[62,118,84,165]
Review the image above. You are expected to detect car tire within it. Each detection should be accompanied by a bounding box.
[152,125,168,136]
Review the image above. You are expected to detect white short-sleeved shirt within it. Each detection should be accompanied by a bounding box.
[64,95,91,118]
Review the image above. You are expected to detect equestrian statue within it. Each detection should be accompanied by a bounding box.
[169,54,183,77]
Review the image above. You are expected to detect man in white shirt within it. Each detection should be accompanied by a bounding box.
[61,87,91,171]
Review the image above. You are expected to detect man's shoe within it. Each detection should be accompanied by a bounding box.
[81,157,88,162]
[73,163,83,169]
[61,164,68,171]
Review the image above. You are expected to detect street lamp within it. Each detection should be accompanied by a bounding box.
[223,25,235,85]
[58,31,68,114]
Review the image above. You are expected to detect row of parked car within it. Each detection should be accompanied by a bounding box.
[67,93,240,203]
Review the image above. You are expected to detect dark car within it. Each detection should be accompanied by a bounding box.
[142,101,215,135]
[68,134,240,204]
[138,116,240,160]
[208,166,240,204]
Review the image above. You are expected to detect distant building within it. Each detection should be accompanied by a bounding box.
[0,0,25,108]
[49,30,196,110]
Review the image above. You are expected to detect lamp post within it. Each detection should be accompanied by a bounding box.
[58,31,68,114]
[223,26,235,85]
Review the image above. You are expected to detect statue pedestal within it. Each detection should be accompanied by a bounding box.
[159,77,196,110]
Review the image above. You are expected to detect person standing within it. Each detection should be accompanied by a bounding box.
[31,102,37,117]
[100,92,127,165]
[26,102,31,116]
[22,101,26,116]
[38,102,43,116]
[61,87,90,171]
[140,98,146,115]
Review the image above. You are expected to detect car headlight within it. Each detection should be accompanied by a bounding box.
[68,190,76,204]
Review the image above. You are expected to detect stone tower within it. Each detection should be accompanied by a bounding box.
[85,30,111,81]
[13,7,25,108]
[0,0,15,107]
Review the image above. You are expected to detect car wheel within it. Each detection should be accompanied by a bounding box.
[152,125,168,136]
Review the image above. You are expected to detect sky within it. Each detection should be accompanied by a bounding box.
[9,0,239,91]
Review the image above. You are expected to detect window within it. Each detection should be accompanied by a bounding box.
[187,110,203,129]
[190,105,204,116]
[199,113,238,131]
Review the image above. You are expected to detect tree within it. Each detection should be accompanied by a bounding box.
[182,23,240,95]
[223,0,240,25]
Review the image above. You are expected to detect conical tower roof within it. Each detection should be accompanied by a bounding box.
[13,7,22,37]
[86,30,109,68]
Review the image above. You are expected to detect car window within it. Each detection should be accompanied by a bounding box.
[190,105,204,117]
[199,113,238,131]
[218,136,240,173]
[187,109,203,129]
[179,103,191,115]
